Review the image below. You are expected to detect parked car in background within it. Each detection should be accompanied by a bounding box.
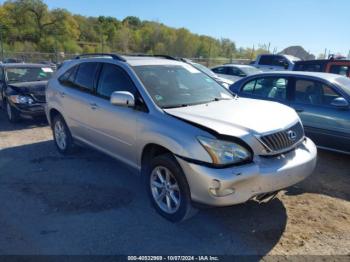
[230,71,350,154]
[0,63,54,122]
[211,64,262,82]
[39,61,58,71]
[46,53,317,222]
[294,58,350,78]
[251,54,300,71]
[180,58,233,88]
[3,58,24,64]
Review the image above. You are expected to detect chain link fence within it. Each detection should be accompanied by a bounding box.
[1,51,252,68]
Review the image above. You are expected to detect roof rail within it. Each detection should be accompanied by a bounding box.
[75,53,126,62]
[123,53,178,61]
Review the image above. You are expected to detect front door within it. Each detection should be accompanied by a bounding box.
[290,78,350,152]
[89,63,140,167]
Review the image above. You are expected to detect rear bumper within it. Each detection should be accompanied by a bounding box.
[177,137,317,206]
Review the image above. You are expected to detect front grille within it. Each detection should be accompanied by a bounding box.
[259,122,304,153]
[32,94,46,103]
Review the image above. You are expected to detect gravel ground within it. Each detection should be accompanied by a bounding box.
[0,113,349,256]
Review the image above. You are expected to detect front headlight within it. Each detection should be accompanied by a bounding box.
[198,136,252,165]
[9,95,34,104]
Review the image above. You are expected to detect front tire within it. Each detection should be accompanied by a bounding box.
[5,101,20,123]
[147,153,197,222]
[52,115,73,154]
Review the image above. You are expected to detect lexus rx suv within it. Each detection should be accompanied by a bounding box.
[46,53,317,222]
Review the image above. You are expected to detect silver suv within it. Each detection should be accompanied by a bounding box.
[46,53,317,222]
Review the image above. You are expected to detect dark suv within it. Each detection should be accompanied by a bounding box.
[0,63,54,122]
[294,59,350,78]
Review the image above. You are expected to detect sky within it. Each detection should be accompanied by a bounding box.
[4,0,350,56]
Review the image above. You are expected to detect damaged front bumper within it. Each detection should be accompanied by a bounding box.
[176,137,317,206]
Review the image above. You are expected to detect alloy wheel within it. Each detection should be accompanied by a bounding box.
[54,120,67,150]
[150,166,181,214]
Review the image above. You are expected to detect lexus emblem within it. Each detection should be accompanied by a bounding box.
[287,130,297,141]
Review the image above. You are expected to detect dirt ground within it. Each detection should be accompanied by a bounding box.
[0,113,349,256]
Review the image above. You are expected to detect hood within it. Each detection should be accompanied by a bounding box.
[8,81,47,95]
[164,98,299,137]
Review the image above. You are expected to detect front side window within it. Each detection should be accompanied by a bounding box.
[294,79,341,106]
[74,62,99,92]
[133,65,233,108]
[242,77,288,100]
[5,67,54,83]
[97,63,136,98]
[330,65,349,77]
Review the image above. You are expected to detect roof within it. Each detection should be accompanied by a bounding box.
[122,55,184,66]
[295,59,350,64]
[250,71,343,81]
[213,64,256,69]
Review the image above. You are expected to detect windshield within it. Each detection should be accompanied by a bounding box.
[133,64,234,108]
[335,77,350,96]
[5,67,54,83]
[191,62,217,78]
[241,66,262,75]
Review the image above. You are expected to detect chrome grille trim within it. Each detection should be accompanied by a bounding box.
[257,122,305,155]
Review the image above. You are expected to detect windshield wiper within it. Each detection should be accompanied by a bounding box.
[163,104,190,109]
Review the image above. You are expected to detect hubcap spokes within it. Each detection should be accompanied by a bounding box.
[150,166,181,214]
[54,121,67,150]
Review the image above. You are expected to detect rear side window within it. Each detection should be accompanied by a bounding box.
[97,63,136,98]
[242,77,288,100]
[294,63,323,72]
[74,63,99,92]
[228,67,245,77]
[212,67,227,74]
[59,65,78,86]
[330,65,349,77]
[294,79,341,106]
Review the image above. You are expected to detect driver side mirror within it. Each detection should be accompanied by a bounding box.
[331,97,349,109]
[110,91,135,107]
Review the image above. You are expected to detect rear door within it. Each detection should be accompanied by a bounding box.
[57,62,100,142]
[290,77,350,152]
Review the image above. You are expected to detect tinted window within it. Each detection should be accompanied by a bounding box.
[294,79,341,106]
[330,65,349,77]
[259,55,274,65]
[294,63,323,72]
[242,77,288,100]
[0,68,3,81]
[59,66,78,86]
[97,63,136,98]
[74,62,99,91]
[212,67,227,74]
[228,67,245,77]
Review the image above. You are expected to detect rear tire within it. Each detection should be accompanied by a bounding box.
[5,101,20,123]
[146,153,197,222]
[52,114,74,155]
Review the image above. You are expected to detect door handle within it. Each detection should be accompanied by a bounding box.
[59,91,65,98]
[90,103,98,110]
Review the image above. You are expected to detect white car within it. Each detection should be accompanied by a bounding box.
[251,54,300,71]
[211,64,262,82]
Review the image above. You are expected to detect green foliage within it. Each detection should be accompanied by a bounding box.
[0,0,268,59]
